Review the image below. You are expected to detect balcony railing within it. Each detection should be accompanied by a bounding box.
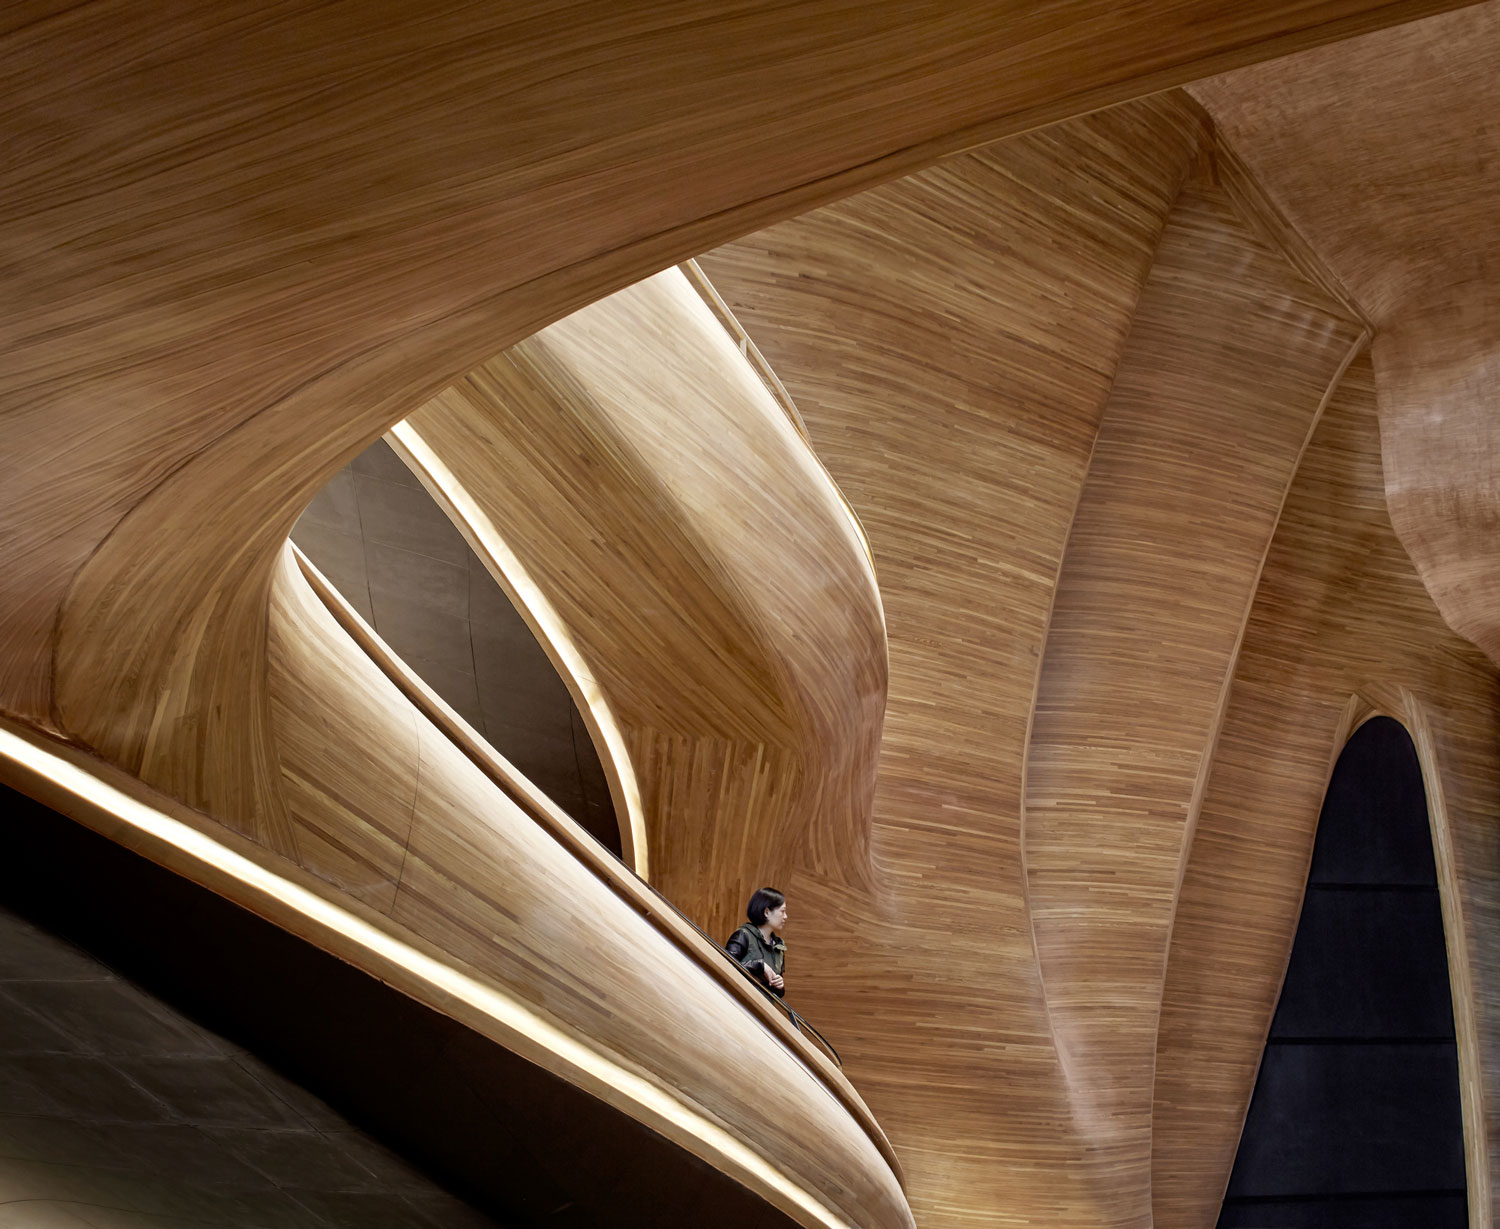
[292,543,893,1178]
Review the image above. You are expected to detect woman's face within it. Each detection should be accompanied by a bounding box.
[766,900,788,930]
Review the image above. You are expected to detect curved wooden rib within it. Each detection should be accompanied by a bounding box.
[401,267,886,940]
[1019,162,1364,1223]
[702,97,1211,1226]
[1152,355,1500,1228]
[380,427,649,877]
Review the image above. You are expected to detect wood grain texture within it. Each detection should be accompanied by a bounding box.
[2,4,1497,1223]
[704,97,1218,1227]
[1190,3,1500,668]
[1152,355,1500,1228]
[403,268,886,942]
[264,545,912,1229]
[2,0,1475,830]
[289,542,900,1177]
[1376,319,1500,668]
[1020,164,1365,1225]
[0,692,911,1229]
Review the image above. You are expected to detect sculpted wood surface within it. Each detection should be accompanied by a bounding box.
[288,545,898,1176]
[3,4,1499,1225]
[265,543,910,1229]
[0,693,910,1229]
[403,268,886,942]
[1022,166,1364,1226]
[1190,2,1500,668]
[1152,356,1500,1228]
[706,97,1236,1226]
[1,0,1476,836]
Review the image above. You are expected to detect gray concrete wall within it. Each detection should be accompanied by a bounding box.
[292,440,620,856]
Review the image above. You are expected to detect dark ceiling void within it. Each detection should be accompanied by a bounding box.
[292,438,621,858]
[0,783,800,1228]
[1217,716,1467,1228]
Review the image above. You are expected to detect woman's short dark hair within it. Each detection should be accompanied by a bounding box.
[747,887,785,927]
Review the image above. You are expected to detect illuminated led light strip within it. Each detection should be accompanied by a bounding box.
[386,421,649,881]
[0,723,860,1229]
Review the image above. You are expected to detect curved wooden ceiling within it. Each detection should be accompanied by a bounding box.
[1190,4,1500,669]
[699,45,1500,1222]
[4,2,1500,1227]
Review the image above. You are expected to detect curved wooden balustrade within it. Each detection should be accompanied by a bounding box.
[3,539,914,1229]
[289,542,897,1177]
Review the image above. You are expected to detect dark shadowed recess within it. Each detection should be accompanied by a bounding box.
[1218,716,1467,1228]
[0,782,799,1228]
[292,438,621,857]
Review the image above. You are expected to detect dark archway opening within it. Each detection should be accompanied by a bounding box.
[1218,715,1467,1227]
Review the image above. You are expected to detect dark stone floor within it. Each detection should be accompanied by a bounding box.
[0,900,500,1229]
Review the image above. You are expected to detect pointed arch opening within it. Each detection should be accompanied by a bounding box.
[1218,715,1467,1228]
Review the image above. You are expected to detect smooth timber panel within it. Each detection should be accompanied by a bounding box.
[1376,320,1500,669]
[403,268,885,939]
[703,98,1209,1227]
[1153,356,1500,1229]
[1021,166,1364,1224]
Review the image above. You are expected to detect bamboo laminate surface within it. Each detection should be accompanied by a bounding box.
[1020,167,1364,1225]
[263,546,911,1229]
[287,545,902,1181]
[403,268,886,943]
[1189,3,1500,669]
[2,6,1499,1224]
[1,0,1475,835]
[704,98,1227,1226]
[1152,355,1500,1228]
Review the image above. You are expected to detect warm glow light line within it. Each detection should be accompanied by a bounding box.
[386,422,649,881]
[0,724,860,1229]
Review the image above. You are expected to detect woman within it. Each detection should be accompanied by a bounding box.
[725,887,788,997]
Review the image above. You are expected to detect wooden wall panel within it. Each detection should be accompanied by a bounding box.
[1190,4,1500,670]
[1153,356,1500,1229]
[1376,318,1500,668]
[403,268,885,940]
[702,98,1208,1227]
[1020,167,1364,1225]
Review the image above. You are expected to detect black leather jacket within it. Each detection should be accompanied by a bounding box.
[725,924,786,997]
